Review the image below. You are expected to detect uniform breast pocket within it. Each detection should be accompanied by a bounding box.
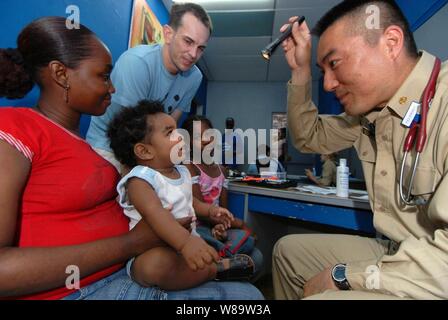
[398,157,438,199]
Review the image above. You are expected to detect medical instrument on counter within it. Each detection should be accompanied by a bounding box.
[399,58,441,205]
[261,16,305,60]
[242,176,278,182]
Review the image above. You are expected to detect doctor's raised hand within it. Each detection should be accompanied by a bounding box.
[280,16,312,85]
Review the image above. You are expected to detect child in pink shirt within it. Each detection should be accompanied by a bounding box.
[183,116,264,279]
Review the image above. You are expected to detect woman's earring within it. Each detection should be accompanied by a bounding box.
[64,84,70,103]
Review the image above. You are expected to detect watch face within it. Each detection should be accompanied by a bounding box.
[332,264,350,290]
[333,265,346,282]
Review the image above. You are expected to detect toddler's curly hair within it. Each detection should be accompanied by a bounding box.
[107,99,165,167]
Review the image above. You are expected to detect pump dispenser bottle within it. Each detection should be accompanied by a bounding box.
[336,158,349,197]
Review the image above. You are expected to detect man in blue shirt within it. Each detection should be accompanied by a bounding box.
[86,3,212,170]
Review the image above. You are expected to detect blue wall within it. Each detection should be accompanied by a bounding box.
[0,0,169,135]
[396,0,448,31]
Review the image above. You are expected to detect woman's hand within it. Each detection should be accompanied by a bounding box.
[305,168,313,178]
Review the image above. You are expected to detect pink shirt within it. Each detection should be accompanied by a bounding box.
[191,164,227,206]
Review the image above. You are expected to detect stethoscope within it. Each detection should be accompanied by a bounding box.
[399,57,441,206]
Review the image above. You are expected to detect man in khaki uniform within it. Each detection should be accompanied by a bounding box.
[272,0,448,299]
[305,153,337,187]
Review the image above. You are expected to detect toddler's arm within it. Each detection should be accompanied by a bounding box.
[193,197,234,228]
[127,177,219,270]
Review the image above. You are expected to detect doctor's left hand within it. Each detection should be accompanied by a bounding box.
[303,266,339,298]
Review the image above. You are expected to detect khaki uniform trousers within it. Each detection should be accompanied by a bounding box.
[272,234,405,300]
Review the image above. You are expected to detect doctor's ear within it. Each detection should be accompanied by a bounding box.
[134,142,154,161]
[383,25,404,60]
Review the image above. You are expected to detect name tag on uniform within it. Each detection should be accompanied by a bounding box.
[402,101,420,127]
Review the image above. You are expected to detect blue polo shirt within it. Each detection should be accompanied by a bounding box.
[86,44,202,151]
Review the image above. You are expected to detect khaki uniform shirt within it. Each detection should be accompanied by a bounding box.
[287,51,448,299]
[318,159,337,186]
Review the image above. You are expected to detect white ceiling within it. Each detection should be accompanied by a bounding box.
[165,0,341,82]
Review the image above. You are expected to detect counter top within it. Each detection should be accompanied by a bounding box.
[228,181,371,211]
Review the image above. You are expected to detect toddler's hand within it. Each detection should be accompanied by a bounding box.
[209,206,234,228]
[180,235,219,271]
[211,224,228,241]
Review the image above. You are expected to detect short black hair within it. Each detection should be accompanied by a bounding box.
[108,100,165,168]
[256,144,271,169]
[312,0,418,58]
[225,117,235,129]
[182,114,213,135]
[169,2,213,35]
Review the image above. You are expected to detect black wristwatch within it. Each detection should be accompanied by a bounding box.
[331,263,351,290]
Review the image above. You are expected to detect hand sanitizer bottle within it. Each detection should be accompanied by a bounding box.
[336,158,349,197]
